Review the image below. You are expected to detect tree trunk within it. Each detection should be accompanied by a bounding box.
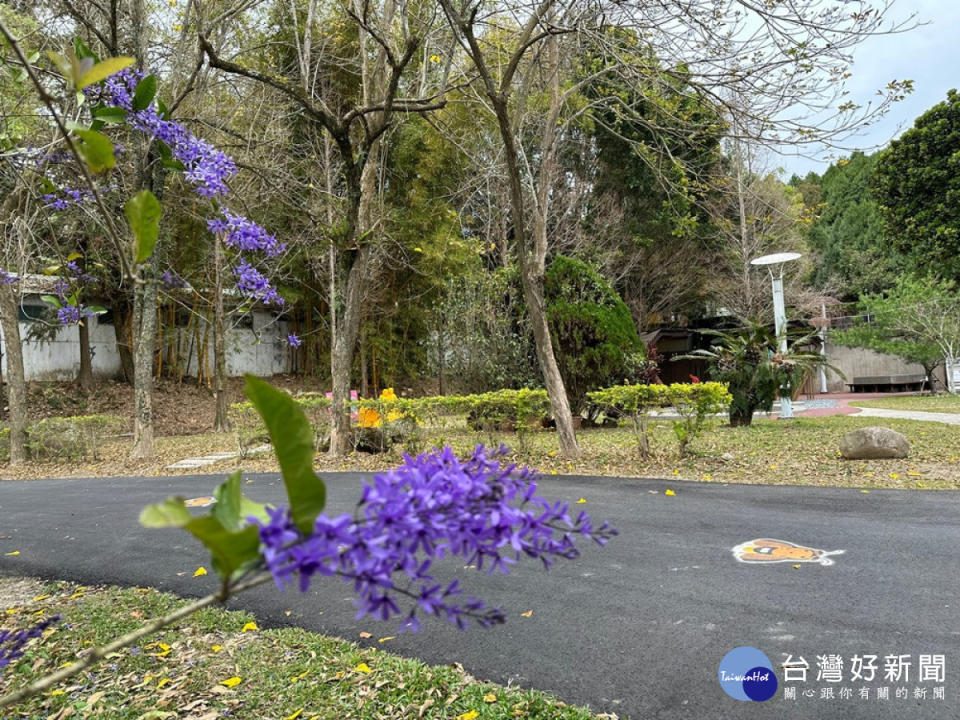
[113,295,135,383]
[77,318,94,392]
[359,325,368,397]
[212,234,230,432]
[328,246,369,455]
[729,406,754,427]
[519,262,580,456]
[131,275,157,458]
[0,285,27,464]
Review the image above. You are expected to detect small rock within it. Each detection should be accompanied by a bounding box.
[839,426,910,460]
[720,452,735,462]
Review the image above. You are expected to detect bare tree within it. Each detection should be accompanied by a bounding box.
[199,0,450,455]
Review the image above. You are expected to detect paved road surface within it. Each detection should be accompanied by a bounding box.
[2,472,959,719]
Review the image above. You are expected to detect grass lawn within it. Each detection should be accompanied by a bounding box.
[0,577,608,720]
[850,394,960,414]
[3,414,958,490]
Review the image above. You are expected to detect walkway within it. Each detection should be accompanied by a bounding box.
[791,393,960,424]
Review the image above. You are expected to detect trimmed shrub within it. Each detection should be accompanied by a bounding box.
[25,414,126,461]
[588,382,731,457]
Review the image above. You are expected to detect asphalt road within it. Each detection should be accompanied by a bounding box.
[2,471,959,719]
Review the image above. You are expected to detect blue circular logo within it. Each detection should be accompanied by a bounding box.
[718,646,778,701]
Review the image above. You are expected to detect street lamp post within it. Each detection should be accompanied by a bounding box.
[750,252,802,419]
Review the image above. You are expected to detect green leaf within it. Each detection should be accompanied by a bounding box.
[86,305,108,314]
[182,517,261,579]
[92,106,127,124]
[72,129,115,173]
[132,75,157,112]
[139,497,192,527]
[244,376,325,534]
[140,493,262,579]
[78,56,135,88]
[124,190,162,264]
[40,294,62,309]
[72,37,99,63]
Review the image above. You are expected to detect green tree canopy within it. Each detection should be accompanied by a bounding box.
[873,90,960,281]
[799,152,900,298]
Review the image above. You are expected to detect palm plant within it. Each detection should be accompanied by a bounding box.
[686,323,833,426]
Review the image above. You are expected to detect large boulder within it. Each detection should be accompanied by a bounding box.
[839,426,910,459]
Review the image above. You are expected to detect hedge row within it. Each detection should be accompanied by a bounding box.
[587,381,732,457]
[0,415,126,463]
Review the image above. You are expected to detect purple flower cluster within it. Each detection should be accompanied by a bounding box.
[52,260,96,325]
[161,270,188,289]
[208,211,286,256]
[253,445,616,631]
[100,70,237,197]
[234,259,284,306]
[0,615,60,670]
[287,334,302,348]
[57,305,94,325]
[42,187,94,210]
[0,268,18,284]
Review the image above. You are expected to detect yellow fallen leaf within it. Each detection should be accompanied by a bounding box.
[792,564,801,569]
[861,489,870,494]
[889,473,899,479]
[50,689,65,696]
[378,636,395,643]
[5,551,20,556]
[210,645,223,652]
[242,622,259,632]
[220,676,242,688]
[769,464,778,470]
[359,632,372,639]
[672,469,679,475]
[193,566,208,577]
[520,610,533,618]
[285,711,304,720]
[907,471,921,477]
[483,693,498,703]
[33,594,51,602]
[576,498,587,504]
[414,247,423,253]
[157,677,171,689]
[284,610,292,616]
[353,663,372,674]
[457,712,479,720]
[665,489,675,496]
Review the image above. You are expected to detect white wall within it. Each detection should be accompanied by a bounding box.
[823,341,946,392]
[0,300,291,381]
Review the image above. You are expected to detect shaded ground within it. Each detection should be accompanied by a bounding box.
[2,472,958,719]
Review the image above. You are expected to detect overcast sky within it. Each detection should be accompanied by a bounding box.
[774,0,960,179]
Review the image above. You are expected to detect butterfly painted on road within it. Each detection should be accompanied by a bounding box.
[732,538,844,566]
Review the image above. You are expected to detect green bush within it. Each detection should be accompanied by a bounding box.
[545,256,644,413]
[587,382,731,457]
[230,392,333,457]
[25,414,126,461]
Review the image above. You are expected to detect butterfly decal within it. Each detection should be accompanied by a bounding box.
[732,538,844,566]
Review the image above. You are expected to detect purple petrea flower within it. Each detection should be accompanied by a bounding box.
[287,334,302,348]
[41,187,95,210]
[98,70,237,197]
[252,445,616,631]
[0,615,61,671]
[208,210,286,256]
[161,270,188,289]
[0,268,18,284]
[233,259,284,306]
